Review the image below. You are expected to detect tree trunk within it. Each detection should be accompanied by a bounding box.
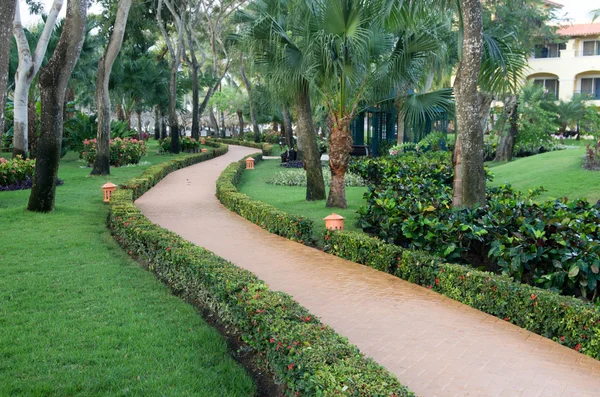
[28,0,86,212]
[240,55,260,142]
[494,94,518,162]
[91,0,132,176]
[190,62,200,140]
[160,110,167,139]
[236,110,244,137]
[168,64,180,153]
[154,105,160,139]
[137,109,142,136]
[116,102,125,121]
[327,115,353,208]
[0,0,16,143]
[27,98,37,158]
[12,0,64,158]
[282,105,293,148]
[396,110,406,145]
[452,0,485,208]
[296,82,325,201]
[209,108,219,137]
[220,110,226,137]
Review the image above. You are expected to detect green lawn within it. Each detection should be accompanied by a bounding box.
[488,144,600,202]
[0,142,255,396]
[236,159,367,238]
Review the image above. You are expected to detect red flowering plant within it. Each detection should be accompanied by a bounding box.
[81,138,147,167]
[0,155,36,188]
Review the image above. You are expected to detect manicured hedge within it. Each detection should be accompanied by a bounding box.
[216,153,315,245]
[108,146,413,396]
[324,230,600,360]
[211,137,274,156]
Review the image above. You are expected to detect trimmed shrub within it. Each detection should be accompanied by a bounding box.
[324,230,600,360]
[0,155,35,187]
[108,144,413,397]
[268,168,365,187]
[211,137,274,156]
[216,154,314,244]
[82,138,148,167]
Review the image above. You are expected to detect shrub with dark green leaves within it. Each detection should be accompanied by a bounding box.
[216,154,314,245]
[351,152,600,301]
[108,144,413,397]
[324,230,600,360]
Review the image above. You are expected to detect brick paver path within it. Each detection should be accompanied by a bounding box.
[136,145,600,397]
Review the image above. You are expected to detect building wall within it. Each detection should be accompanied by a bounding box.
[527,35,600,106]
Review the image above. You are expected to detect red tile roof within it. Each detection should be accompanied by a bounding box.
[558,23,600,37]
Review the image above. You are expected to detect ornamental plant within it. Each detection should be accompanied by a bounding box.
[0,156,36,188]
[81,138,147,167]
[351,151,600,301]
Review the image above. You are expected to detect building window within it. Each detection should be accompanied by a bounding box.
[580,78,600,99]
[533,78,559,98]
[582,41,600,56]
[534,43,565,58]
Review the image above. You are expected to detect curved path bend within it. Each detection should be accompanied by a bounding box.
[136,145,600,397]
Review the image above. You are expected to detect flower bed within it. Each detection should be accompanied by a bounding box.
[0,156,35,189]
[82,138,148,167]
[324,229,600,359]
[216,153,314,244]
[159,136,201,153]
[211,137,274,156]
[108,145,413,397]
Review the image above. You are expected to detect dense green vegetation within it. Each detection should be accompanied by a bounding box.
[0,143,255,396]
[236,159,367,237]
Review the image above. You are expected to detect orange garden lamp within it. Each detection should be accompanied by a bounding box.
[201,148,208,153]
[102,182,117,202]
[324,213,345,231]
[201,138,206,144]
[245,157,255,170]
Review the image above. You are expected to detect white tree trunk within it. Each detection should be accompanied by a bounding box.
[12,0,64,157]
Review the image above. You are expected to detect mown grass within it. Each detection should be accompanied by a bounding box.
[236,159,367,238]
[0,141,255,396]
[488,142,600,202]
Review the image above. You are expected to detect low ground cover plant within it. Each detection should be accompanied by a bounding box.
[584,141,600,171]
[82,137,147,167]
[351,151,600,302]
[268,167,365,187]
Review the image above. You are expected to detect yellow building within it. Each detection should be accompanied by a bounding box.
[527,23,600,106]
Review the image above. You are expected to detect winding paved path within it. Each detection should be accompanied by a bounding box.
[136,145,600,397]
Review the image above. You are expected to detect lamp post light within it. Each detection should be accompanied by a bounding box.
[102,182,117,202]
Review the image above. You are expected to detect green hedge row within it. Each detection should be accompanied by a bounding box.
[324,230,600,359]
[210,137,274,156]
[108,148,413,396]
[216,154,315,245]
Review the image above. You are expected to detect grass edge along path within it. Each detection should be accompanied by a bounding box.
[117,147,415,396]
[0,142,255,396]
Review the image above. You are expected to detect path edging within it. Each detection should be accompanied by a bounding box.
[218,153,600,360]
[109,144,415,397]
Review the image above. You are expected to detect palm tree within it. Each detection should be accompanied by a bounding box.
[233,0,326,201]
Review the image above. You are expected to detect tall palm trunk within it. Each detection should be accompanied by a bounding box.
[160,110,167,139]
[91,0,132,176]
[0,0,16,143]
[326,115,353,208]
[154,106,160,139]
[27,98,37,158]
[168,65,180,153]
[209,108,219,137]
[282,105,293,148]
[240,55,260,142]
[296,83,325,201]
[28,0,86,212]
[236,110,244,137]
[452,0,485,208]
[494,94,518,162]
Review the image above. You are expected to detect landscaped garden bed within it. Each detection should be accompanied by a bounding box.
[112,145,414,396]
[218,152,600,360]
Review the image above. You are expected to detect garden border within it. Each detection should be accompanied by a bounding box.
[217,153,600,360]
[108,144,414,396]
[210,137,274,156]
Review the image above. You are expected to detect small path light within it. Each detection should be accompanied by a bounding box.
[201,148,208,153]
[102,182,117,203]
[324,213,345,231]
[246,157,255,170]
[201,138,206,144]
